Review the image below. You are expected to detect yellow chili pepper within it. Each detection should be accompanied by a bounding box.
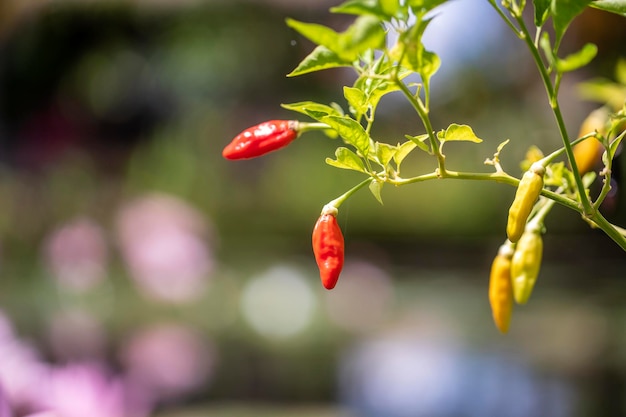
[572,107,608,175]
[511,228,543,305]
[488,242,515,333]
[507,162,545,243]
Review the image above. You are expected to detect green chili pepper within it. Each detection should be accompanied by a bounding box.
[507,162,545,243]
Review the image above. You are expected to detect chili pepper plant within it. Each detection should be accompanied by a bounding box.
[222,0,626,333]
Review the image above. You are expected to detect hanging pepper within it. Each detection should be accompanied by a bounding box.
[572,107,608,175]
[507,162,545,243]
[312,206,344,290]
[488,242,515,334]
[511,227,543,304]
[222,120,299,160]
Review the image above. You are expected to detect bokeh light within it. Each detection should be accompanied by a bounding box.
[240,265,316,339]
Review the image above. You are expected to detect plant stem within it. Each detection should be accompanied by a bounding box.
[393,76,446,174]
[487,0,521,36]
[388,169,579,212]
[327,177,373,209]
[512,15,593,215]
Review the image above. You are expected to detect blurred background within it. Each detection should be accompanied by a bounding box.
[0,0,625,416]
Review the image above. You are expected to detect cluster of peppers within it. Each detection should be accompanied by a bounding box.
[489,162,545,334]
[488,108,610,333]
[222,110,611,329]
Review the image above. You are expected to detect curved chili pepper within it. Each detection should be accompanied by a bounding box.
[507,162,545,243]
[222,120,299,160]
[489,243,515,334]
[312,210,344,290]
[511,229,543,305]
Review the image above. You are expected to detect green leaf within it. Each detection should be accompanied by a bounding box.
[577,79,626,110]
[556,43,598,72]
[375,142,397,167]
[344,86,368,117]
[608,128,625,161]
[545,162,566,187]
[337,15,386,61]
[591,0,626,16]
[286,19,340,51]
[533,0,551,26]
[287,45,352,77]
[369,180,384,205]
[321,115,371,155]
[325,147,368,173]
[552,0,592,44]
[408,0,448,14]
[352,57,405,117]
[398,19,440,86]
[441,124,483,143]
[331,0,405,20]
[281,101,342,121]
[394,140,417,167]
[405,133,430,153]
[380,0,403,17]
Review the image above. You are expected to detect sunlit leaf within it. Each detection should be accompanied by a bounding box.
[344,86,368,117]
[321,115,371,155]
[408,0,448,14]
[286,19,340,51]
[545,162,565,187]
[397,19,440,86]
[577,79,626,110]
[375,142,397,167]
[369,180,384,204]
[520,145,545,172]
[405,133,430,153]
[325,147,368,173]
[441,124,483,143]
[394,140,417,167]
[556,43,597,73]
[281,101,343,121]
[332,0,405,20]
[337,15,386,61]
[287,46,352,77]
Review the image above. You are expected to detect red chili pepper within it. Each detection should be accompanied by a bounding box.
[312,211,344,290]
[222,120,299,160]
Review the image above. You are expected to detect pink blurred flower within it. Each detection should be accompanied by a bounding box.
[0,335,48,411]
[42,217,108,292]
[0,385,12,417]
[115,193,214,303]
[39,362,150,417]
[120,323,216,402]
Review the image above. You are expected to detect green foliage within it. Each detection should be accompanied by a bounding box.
[281,0,625,245]
[229,0,626,314]
[591,0,626,16]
